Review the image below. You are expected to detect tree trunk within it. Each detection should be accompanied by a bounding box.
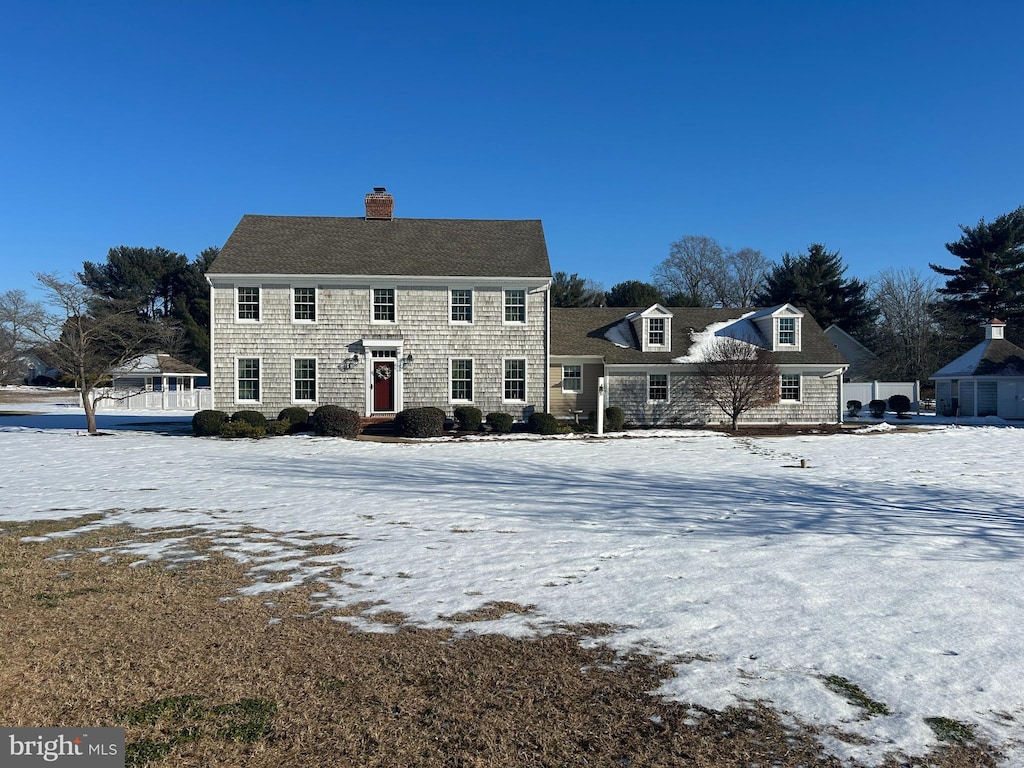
[78,366,98,435]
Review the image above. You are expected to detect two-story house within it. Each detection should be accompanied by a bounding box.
[550,303,848,426]
[206,189,552,419]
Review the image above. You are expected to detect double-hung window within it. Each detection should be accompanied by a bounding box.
[780,374,801,401]
[293,287,316,322]
[293,358,316,402]
[237,358,260,402]
[504,359,526,401]
[450,289,473,323]
[778,317,796,345]
[451,359,473,401]
[237,287,260,321]
[373,288,396,322]
[648,373,669,401]
[648,318,665,346]
[562,364,582,392]
[504,289,526,324]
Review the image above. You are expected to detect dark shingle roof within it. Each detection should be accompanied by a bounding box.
[933,338,1024,377]
[551,306,847,365]
[208,215,551,278]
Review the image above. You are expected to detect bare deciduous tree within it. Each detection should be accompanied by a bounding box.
[693,336,780,430]
[655,236,769,307]
[32,272,167,434]
[867,268,946,382]
[0,289,46,383]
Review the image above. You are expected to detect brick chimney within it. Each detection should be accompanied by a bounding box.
[365,187,394,220]
[985,318,1006,340]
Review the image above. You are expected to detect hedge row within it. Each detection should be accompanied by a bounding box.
[192,406,360,439]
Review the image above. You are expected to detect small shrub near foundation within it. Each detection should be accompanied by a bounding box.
[277,407,311,430]
[394,407,446,438]
[846,400,862,417]
[231,410,267,429]
[486,412,514,434]
[454,405,483,431]
[219,420,266,439]
[888,394,911,418]
[192,410,228,437]
[868,399,887,418]
[604,406,625,432]
[312,405,362,438]
[528,412,561,435]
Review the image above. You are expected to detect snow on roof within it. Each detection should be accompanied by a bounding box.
[931,342,987,378]
[670,312,763,363]
[602,319,635,348]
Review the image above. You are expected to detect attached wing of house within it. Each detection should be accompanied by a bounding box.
[550,304,848,426]
[206,189,552,419]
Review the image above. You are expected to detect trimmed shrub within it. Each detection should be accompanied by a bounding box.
[394,407,446,438]
[277,406,310,427]
[604,406,625,432]
[219,420,266,439]
[453,405,483,432]
[265,419,291,437]
[192,410,229,437]
[888,394,912,417]
[232,410,268,429]
[868,399,887,418]
[846,400,862,417]
[312,405,362,438]
[528,412,561,435]
[486,412,514,434]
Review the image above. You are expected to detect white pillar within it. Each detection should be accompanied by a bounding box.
[597,376,605,436]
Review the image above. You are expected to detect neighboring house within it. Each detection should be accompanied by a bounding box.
[10,353,58,384]
[930,319,1024,419]
[206,189,552,419]
[550,304,848,426]
[823,324,877,382]
[107,353,210,410]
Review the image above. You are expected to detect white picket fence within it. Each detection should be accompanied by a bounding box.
[97,387,213,411]
[843,381,920,412]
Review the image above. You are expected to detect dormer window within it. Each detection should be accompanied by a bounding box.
[778,317,796,345]
[648,318,665,346]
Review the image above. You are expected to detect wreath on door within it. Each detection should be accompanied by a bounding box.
[375,364,392,380]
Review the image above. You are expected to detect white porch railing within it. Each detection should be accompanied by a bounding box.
[97,387,213,411]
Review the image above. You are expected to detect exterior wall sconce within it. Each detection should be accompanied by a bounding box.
[401,352,414,369]
[341,352,361,372]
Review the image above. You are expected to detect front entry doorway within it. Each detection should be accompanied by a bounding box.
[370,349,398,414]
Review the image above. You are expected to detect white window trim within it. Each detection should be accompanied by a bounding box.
[291,356,318,404]
[645,317,670,350]
[647,372,670,403]
[449,287,474,325]
[776,316,801,350]
[292,285,317,324]
[780,373,802,402]
[235,356,262,404]
[370,286,397,324]
[235,286,262,323]
[502,287,527,325]
[502,357,528,403]
[449,357,475,403]
[561,364,582,394]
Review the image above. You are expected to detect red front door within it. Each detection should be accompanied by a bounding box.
[373,360,395,412]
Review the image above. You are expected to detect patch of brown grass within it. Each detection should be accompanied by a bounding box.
[0,521,1000,767]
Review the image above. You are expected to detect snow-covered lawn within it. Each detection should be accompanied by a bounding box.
[1,396,1022,765]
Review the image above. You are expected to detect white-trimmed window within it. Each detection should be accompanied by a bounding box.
[648,317,665,346]
[236,357,260,402]
[781,373,801,401]
[648,373,669,401]
[451,359,473,401]
[293,287,316,322]
[504,359,526,401]
[562,364,582,392]
[450,288,473,323]
[504,289,526,324]
[237,287,260,321]
[778,317,796,346]
[372,288,396,322]
[293,358,316,402]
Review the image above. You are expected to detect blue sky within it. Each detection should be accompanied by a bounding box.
[2,1,1022,301]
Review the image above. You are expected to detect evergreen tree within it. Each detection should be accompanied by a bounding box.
[550,271,604,307]
[929,206,1024,346]
[756,244,875,335]
[605,280,664,307]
